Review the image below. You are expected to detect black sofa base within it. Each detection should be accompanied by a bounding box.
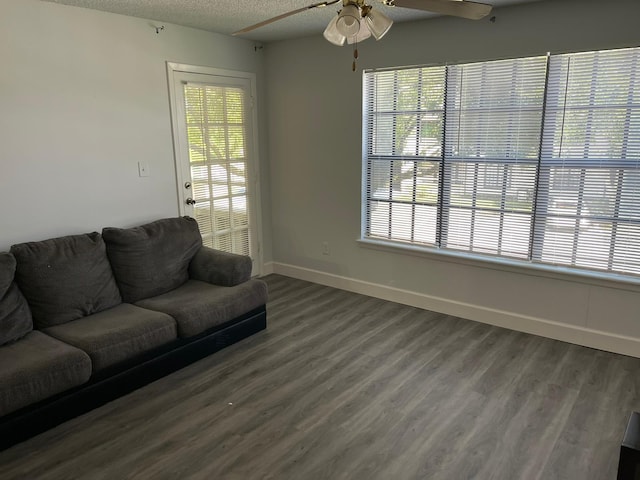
[618,411,640,480]
[0,305,266,451]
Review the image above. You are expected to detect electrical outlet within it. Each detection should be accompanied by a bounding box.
[322,241,330,256]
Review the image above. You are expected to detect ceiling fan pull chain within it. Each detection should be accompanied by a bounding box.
[352,44,358,72]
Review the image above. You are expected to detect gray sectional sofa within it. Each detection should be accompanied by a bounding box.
[0,216,267,449]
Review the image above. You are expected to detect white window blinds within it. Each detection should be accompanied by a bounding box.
[363,46,640,279]
[183,83,251,256]
[364,67,445,246]
[534,48,640,274]
[442,57,547,258]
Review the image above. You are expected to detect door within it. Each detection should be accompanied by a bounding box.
[168,64,261,275]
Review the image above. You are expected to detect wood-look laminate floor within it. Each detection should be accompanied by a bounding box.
[1,274,639,479]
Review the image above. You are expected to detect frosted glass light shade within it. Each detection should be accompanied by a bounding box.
[323,15,346,46]
[347,19,372,44]
[336,5,361,37]
[365,9,393,40]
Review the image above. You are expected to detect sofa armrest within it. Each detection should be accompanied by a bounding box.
[188,247,252,287]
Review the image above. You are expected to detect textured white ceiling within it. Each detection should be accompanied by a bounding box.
[40,0,543,43]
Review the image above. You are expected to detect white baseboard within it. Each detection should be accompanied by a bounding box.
[271,262,640,358]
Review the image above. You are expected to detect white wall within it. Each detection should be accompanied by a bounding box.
[0,0,272,263]
[265,0,640,356]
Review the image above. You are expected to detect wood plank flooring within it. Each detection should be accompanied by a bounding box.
[1,274,639,479]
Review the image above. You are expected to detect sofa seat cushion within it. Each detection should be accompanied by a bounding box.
[135,279,267,338]
[10,233,122,328]
[43,304,177,372]
[0,331,91,417]
[102,217,202,303]
[0,253,33,346]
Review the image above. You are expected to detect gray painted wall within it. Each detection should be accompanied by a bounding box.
[264,0,640,352]
[0,0,272,262]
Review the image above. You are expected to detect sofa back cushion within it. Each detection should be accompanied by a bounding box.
[11,233,122,328]
[0,252,33,345]
[102,217,202,303]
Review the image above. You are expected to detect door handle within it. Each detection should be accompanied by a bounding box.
[186,198,197,205]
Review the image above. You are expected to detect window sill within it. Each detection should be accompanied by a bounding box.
[357,237,640,293]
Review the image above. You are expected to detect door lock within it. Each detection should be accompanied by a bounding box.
[184,182,191,189]
[186,198,197,205]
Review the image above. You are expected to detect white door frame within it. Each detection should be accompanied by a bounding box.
[166,62,263,276]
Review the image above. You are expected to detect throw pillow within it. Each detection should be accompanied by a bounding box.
[11,233,122,328]
[102,216,202,303]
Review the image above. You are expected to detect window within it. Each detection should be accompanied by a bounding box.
[363,47,640,278]
[365,67,445,246]
[534,50,640,274]
[442,57,547,258]
[183,83,252,256]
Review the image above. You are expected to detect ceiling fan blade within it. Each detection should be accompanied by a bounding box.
[390,0,492,20]
[233,0,341,35]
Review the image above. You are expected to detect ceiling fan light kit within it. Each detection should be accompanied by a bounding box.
[365,8,394,40]
[347,18,373,44]
[322,17,347,47]
[336,4,363,36]
[323,1,393,47]
[323,15,346,45]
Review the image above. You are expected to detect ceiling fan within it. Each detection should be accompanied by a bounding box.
[233,0,493,47]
